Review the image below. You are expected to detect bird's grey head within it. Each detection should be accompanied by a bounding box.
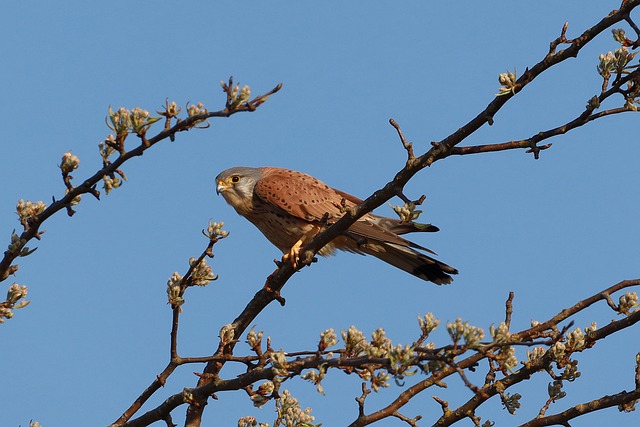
[215,166,263,208]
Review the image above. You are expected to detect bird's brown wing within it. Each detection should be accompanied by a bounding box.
[253,168,346,222]
[255,168,441,251]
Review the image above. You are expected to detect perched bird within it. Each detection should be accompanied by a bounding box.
[216,166,458,284]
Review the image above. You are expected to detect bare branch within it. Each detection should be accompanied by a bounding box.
[520,388,640,427]
[505,291,515,328]
[389,118,415,161]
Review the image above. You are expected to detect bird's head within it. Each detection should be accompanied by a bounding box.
[215,166,262,212]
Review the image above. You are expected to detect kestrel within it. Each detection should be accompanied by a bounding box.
[216,166,458,284]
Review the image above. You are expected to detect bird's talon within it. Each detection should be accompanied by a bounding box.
[285,239,304,269]
[282,253,299,269]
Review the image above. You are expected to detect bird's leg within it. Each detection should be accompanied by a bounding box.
[283,238,304,269]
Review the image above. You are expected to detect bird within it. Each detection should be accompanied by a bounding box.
[215,166,458,284]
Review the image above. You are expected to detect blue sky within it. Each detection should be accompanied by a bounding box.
[1,2,639,426]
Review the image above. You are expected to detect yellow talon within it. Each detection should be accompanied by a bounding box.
[284,239,304,269]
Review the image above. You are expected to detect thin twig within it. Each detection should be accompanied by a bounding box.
[505,291,515,328]
[389,118,415,161]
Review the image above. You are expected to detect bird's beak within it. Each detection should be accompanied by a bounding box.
[216,180,226,195]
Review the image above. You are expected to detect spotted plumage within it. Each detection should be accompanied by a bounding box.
[216,166,458,284]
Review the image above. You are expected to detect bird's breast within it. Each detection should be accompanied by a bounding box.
[245,210,318,253]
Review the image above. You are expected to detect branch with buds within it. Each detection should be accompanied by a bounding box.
[109,279,639,427]
[0,79,281,323]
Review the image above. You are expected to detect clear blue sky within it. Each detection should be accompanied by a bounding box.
[2,2,638,426]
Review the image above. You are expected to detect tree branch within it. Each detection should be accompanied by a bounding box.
[0,81,282,288]
[519,388,640,427]
[181,3,640,424]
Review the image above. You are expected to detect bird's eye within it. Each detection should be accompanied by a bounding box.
[231,175,240,183]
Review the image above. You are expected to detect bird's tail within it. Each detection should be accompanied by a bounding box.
[360,242,458,285]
